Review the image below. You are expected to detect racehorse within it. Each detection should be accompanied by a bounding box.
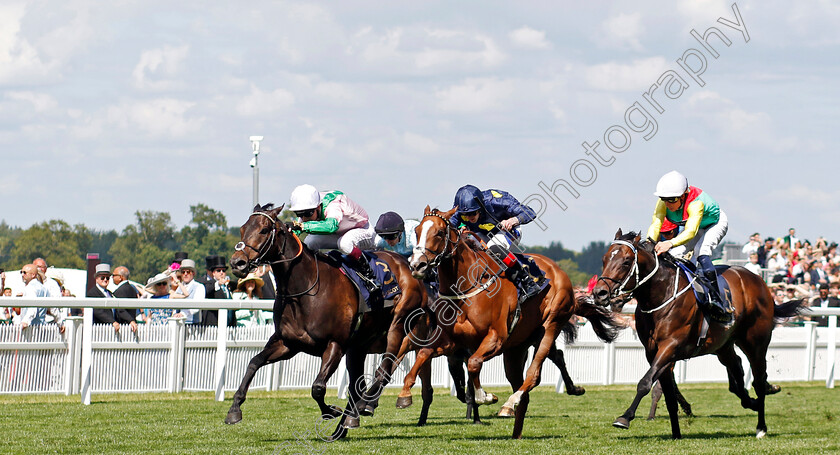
[409,207,621,439]
[224,204,426,440]
[592,229,806,439]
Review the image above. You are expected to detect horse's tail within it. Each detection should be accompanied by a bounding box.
[574,294,621,343]
[559,319,578,344]
[773,298,808,322]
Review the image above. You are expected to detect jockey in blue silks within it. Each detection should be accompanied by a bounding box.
[448,184,541,303]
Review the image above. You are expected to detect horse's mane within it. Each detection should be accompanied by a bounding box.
[617,230,680,270]
[258,203,276,211]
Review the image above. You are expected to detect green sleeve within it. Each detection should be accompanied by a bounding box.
[303,217,339,234]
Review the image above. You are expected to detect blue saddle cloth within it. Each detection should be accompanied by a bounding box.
[674,261,732,309]
[329,251,401,311]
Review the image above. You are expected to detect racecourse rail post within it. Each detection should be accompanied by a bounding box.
[63,316,82,396]
[80,308,94,405]
[827,315,837,389]
[214,309,229,401]
[804,321,818,381]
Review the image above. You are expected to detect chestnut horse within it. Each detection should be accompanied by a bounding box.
[592,230,805,439]
[408,207,620,438]
[224,204,425,440]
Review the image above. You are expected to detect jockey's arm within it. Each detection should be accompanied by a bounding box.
[669,200,704,247]
[302,217,339,234]
[646,200,667,241]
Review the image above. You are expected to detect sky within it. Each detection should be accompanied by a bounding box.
[1,0,839,251]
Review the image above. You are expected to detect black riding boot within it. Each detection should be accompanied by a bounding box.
[355,254,381,293]
[508,262,541,304]
[701,268,733,325]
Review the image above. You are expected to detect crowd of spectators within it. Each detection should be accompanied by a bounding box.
[0,253,275,330]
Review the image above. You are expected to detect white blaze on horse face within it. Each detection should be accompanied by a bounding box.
[610,248,619,260]
[410,220,434,267]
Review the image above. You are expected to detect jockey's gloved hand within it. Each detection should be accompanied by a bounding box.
[286,221,303,231]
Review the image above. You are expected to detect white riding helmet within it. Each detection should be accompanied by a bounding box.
[653,171,689,198]
[289,184,321,211]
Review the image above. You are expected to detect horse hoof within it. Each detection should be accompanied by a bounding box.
[481,393,499,405]
[766,384,781,395]
[224,411,242,425]
[359,404,375,417]
[396,396,413,409]
[498,406,515,418]
[756,429,767,439]
[324,405,343,418]
[567,386,585,396]
[344,415,360,429]
[613,417,630,429]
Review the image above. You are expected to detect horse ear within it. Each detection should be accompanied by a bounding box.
[253,204,261,212]
[634,233,641,244]
[270,204,284,217]
[615,228,623,239]
[424,205,431,215]
[442,206,458,219]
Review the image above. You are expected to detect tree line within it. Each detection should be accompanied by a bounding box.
[0,205,607,286]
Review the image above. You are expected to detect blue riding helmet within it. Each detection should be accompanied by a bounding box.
[453,185,483,213]
[375,211,405,235]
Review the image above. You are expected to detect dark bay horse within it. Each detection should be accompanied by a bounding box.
[592,230,805,439]
[408,207,620,438]
[224,204,425,439]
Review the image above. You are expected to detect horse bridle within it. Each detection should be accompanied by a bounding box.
[598,239,660,300]
[234,211,303,269]
[417,212,462,269]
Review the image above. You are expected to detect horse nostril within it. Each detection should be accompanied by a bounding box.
[594,289,608,301]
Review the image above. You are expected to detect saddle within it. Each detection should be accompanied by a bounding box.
[673,259,732,313]
[326,250,401,313]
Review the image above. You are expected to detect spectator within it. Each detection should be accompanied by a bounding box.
[44,268,69,333]
[772,286,786,306]
[808,283,840,327]
[256,265,276,301]
[2,288,11,297]
[744,252,761,275]
[232,272,266,327]
[198,255,218,301]
[767,251,788,283]
[809,260,830,289]
[201,255,234,327]
[111,266,139,333]
[741,233,761,256]
[33,258,60,297]
[757,237,774,268]
[19,263,48,329]
[783,228,798,250]
[86,264,122,332]
[142,273,176,325]
[171,259,203,324]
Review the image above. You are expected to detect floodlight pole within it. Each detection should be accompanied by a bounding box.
[249,136,263,207]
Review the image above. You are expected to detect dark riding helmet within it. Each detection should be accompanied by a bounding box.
[375,211,405,235]
[453,185,483,213]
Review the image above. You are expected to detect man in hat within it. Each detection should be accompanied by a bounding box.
[86,264,122,332]
[19,263,48,329]
[201,255,234,326]
[112,266,139,332]
[172,259,204,324]
[809,283,840,327]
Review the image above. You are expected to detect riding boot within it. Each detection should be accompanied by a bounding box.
[350,247,380,293]
[508,262,542,304]
[698,256,733,325]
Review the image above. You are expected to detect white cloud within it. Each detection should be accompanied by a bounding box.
[598,13,645,51]
[403,131,440,154]
[235,85,295,116]
[582,57,670,91]
[5,91,58,112]
[107,99,204,138]
[435,78,515,113]
[0,4,51,84]
[508,26,551,49]
[132,44,190,90]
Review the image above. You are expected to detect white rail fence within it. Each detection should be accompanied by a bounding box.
[1,298,837,405]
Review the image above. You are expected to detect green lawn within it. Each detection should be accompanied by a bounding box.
[1,383,837,454]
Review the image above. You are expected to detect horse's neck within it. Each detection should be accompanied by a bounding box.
[634,255,680,311]
[272,248,317,292]
[438,241,489,296]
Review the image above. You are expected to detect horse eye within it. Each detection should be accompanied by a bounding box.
[260,227,271,234]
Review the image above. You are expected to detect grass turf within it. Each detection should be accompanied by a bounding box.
[0,382,837,454]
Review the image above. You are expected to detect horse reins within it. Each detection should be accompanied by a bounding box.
[419,212,461,270]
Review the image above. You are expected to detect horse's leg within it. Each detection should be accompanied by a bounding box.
[737,337,772,438]
[465,376,476,421]
[658,370,683,439]
[360,312,410,415]
[647,381,663,420]
[675,382,693,416]
[225,334,294,424]
[466,331,503,413]
[501,326,557,439]
[715,343,758,411]
[397,347,433,409]
[328,346,366,441]
[548,344,584,396]
[613,347,677,431]
[499,347,527,418]
[417,358,434,426]
[311,341,347,419]
[448,353,467,404]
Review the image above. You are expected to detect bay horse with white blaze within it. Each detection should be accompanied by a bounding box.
[592,230,805,439]
[409,207,620,439]
[224,204,425,440]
